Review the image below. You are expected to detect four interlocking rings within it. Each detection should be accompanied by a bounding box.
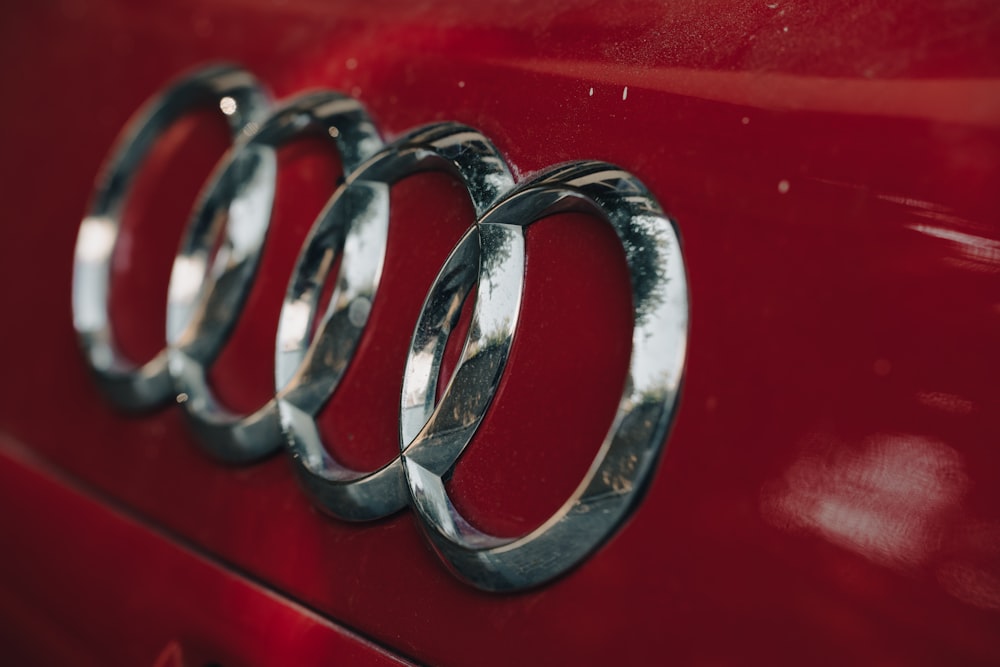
[72,64,689,592]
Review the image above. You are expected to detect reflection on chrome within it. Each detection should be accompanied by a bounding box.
[764,434,968,569]
[397,162,688,591]
[166,255,206,310]
[277,124,515,523]
[74,66,690,591]
[72,65,271,411]
[165,91,383,463]
[75,215,117,263]
[219,95,237,115]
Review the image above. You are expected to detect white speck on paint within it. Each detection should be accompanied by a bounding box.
[458,81,465,88]
[622,86,628,101]
[345,57,358,70]
[778,180,791,194]
[783,26,789,32]
[589,87,594,96]
[741,116,750,125]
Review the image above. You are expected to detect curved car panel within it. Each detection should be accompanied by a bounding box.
[1,1,998,664]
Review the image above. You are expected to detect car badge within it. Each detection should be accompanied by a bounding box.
[72,64,689,591]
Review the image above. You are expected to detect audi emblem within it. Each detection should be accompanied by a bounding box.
[72,64,689,591]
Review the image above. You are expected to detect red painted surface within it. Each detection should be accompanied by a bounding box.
[1,1,999,665]
[0,436,409,667]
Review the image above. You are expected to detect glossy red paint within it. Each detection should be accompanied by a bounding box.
[0,436,408,666]
[1,1,999,665]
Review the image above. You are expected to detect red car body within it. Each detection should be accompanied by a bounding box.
[1,1,998,664]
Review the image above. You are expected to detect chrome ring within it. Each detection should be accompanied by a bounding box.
[167,91,383,463]
[76,65,690,592]
[400,162,689,591]
[276,123,515,520]
[72,64,271,410]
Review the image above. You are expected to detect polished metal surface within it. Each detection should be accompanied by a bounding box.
[277,123,514,519]
[73,65,271,410]
[167,91,383,463]
[73,65,689,591]
[401,163,689,590]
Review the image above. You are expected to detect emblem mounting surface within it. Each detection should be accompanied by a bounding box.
[71,64,689,592]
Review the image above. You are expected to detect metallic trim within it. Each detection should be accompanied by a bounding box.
[73,65,689,591]
[167,91,383,463]
[401,162,688,591]
[72,65,271,410]
[277,123,514,519]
